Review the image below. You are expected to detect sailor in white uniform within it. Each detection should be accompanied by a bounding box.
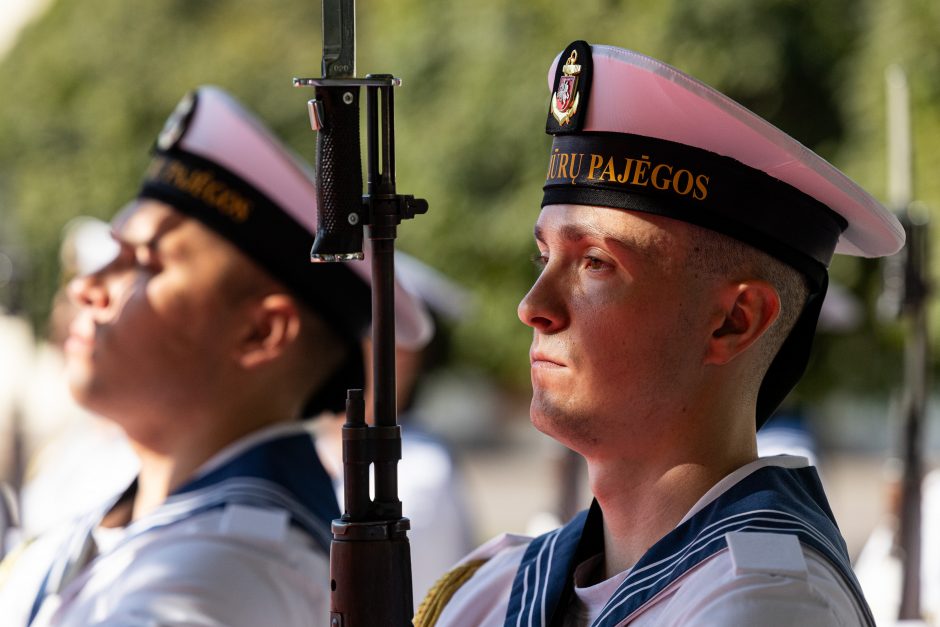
[2,423,338,627]
[415,42,904,627]
[425,456,869,626]
[0,86,431,627]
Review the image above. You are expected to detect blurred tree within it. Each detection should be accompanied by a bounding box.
[0,0,322,331]
[835,0,940,391]
[0,0,921,399]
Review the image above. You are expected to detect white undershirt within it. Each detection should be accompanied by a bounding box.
[563,553,631,626]
[90,524,125,555]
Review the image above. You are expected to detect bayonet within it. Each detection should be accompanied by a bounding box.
[321,0,355,78]
[293,1,427,624]
[293,0,365,263]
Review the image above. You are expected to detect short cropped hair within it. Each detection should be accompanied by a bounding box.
[689,227,811,375]
[219,255,347,402]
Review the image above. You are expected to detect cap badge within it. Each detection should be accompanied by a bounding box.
[551,50,582,126]
[157,91,197,151]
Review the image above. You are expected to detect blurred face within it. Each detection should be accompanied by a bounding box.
[517,204,712,453]
[64,200,252,431]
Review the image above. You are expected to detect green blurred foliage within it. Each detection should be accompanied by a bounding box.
[833,0,940,397]
[0,0,932,400]
[0,0,322,329]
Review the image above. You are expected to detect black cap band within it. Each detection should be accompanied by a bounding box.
[140,149,371,346]
[543,132,847,287]
[755,275,828,428]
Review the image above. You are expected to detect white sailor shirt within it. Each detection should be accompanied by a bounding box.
[427,456,873,626]
[0,422,338,627]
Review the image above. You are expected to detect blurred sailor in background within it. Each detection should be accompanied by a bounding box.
[0,85,431,627]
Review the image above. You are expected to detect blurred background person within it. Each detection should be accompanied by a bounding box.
[854,464,939,625]
[0,85,431,627]
[16,218,138,540]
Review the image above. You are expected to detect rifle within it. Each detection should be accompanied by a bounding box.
[294,1,428,624]
[883,64,929,622]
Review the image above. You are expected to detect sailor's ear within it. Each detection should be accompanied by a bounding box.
[234,294,302,369]
[704,280,780,366]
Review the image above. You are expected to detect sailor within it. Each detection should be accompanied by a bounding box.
[416,42,904,627]
[0,85,431,627]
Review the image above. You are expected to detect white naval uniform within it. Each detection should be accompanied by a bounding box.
[0,423,338,627]
[431,456,873,626]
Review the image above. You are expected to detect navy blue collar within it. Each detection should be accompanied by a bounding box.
[504,463,874,627]
[29,429,339,625]
[170,429,341,552]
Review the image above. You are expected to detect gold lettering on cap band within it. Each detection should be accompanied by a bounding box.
[147,156,253,222]
[547,148,711,201]
[543,132,849,275]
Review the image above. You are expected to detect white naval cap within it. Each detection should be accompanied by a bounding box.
[542,41,905,426]
[129,86,433,413]
[140,86,433,351]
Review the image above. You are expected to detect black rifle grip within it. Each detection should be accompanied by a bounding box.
[313,85,364,260]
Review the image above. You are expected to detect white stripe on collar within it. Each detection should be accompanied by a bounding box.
[678,454,811,527]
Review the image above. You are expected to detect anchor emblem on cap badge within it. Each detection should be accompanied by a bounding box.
[551,50,582,125]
